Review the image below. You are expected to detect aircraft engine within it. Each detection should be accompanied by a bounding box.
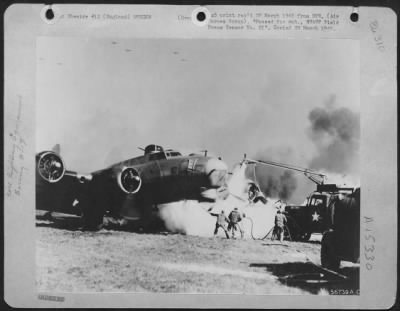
[118,167,142,194]
[37,151,66,183]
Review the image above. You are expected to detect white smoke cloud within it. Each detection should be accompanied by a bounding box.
[158,161,281,239]
[158,200,215,237]
[322,171,360,188]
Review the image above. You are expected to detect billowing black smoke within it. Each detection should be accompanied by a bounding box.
[258,170,298,201]
[279,170,298,199]
[308,99,360,173]
[249,96,359,202]
[251,147,299,201]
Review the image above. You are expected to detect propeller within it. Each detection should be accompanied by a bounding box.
[118,167,142,194]
[37,151,66,183]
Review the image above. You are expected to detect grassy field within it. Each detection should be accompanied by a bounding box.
[36,220,359,295]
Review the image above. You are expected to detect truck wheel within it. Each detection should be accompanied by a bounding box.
[290,231,310,241]
[300,232,311,242]
[290,231,302,241]
[321,231,340,270]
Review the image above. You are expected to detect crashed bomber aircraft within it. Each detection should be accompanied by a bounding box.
[36,144,266,229]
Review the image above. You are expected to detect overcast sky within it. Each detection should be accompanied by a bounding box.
[37,38,359,182]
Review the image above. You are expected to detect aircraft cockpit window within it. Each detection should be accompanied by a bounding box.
[149,152,167,161]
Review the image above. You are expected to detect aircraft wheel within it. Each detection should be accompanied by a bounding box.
[321,231,340,270]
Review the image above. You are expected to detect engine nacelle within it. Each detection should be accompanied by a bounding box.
[76,173,93,183]
[118,167,142,194]
[37,151,66,183]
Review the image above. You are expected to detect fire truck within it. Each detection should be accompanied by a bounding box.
[241,156,358,243]
[284,184,356,241]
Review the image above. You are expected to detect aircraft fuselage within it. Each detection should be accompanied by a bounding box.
[36,145,228,227]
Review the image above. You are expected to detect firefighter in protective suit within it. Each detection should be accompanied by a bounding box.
[228,208,244,239]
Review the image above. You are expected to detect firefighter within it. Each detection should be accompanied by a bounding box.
[212,210,230,239]
[228,207,244,239]
[274,209,287,242]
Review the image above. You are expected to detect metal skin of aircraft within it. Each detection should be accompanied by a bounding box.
[36,144,264,230]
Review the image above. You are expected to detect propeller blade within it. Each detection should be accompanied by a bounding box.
[51,144,61,155]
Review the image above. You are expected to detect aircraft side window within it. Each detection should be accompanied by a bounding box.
[165,151,182,159]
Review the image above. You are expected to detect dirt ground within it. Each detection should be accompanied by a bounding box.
[36,217,359,295]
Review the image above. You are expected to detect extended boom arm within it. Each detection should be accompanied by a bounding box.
[244,157,327,185]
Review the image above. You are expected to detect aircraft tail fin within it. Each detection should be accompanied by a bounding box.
[51,144,61,155]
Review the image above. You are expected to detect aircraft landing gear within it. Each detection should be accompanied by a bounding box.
[80,195,105,231]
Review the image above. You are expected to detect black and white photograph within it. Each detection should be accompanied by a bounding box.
[35,36,361,294]
[4,4,396,308]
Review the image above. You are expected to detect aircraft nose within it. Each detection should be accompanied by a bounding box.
[205,158,228,187]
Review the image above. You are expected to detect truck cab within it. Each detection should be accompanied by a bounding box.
[284,185,353,241]
[284,192,333,241]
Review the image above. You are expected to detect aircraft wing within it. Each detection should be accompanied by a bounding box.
[36,169,89,216]
[36,148,95,215]
[36,147,141,226]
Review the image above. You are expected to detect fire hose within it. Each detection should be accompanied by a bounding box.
[245,216,293,241]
